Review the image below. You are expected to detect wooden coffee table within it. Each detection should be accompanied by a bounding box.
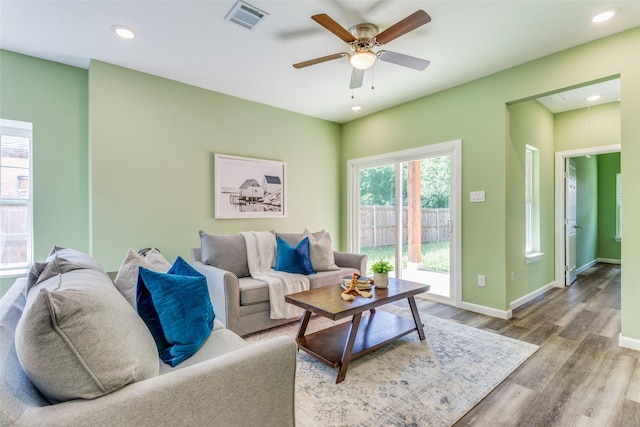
[285,278,429,383]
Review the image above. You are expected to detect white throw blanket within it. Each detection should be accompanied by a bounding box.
[241,231,310,320]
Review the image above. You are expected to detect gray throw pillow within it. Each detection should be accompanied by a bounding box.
[46,245,106,274]
[15,268,159,403]
[199,230,250,278]
[114,248,172,308]
[303,229,340,271]
[26,262,47,293]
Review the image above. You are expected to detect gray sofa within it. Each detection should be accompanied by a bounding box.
[1,252,297,426]
[191,230,367,336]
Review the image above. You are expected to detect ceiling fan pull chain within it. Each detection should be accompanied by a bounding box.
[371,66,375,90]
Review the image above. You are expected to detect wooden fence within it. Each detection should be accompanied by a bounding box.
[360,205,450,247]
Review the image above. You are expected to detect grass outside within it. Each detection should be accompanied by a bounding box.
[361,240,450,275]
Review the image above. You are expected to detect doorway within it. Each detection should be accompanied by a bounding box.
[347,140,461,306]
[555,146,621,287]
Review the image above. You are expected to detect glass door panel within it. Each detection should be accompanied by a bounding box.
[358,164,397,275]
[399,156,451,298]
[357,155,451,299]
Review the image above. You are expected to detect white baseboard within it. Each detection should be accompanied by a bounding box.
[576,260,598,275]
[459,301,512,320]
[619,333,640,351]
[577,258,621,275]
[597,257,621,265]
[510,281,556,311]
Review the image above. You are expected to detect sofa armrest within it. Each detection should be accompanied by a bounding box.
[190,260,240,332]
[14,336,297,427]
[334,251,367,275]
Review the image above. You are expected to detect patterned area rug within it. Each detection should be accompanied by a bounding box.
[246,305,538,427]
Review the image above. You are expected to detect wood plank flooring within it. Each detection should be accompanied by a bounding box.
[403,263,640,426]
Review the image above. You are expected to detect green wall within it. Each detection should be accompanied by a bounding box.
[341,26,640,344]
[506,100,555,304]
[598,152,621,260]
[1,26,639,343]
[88,61,342,270]
[555,103,622,267]
[0,50,89,294]
[554,102,621,152]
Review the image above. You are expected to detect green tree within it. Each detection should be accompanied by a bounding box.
[360,165,396,206]
[359,156,450,208]
[420,156,450,208]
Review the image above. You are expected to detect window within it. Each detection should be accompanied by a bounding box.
[1,119,33,276]
[616,173,622,242]
[525,145,542,262]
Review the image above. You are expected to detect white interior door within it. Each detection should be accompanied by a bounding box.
[565,158,577,286]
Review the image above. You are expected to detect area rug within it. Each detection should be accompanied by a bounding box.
[246,305,538,427]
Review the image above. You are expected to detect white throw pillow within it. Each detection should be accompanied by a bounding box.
[303,229,340,271]
[114,248,172,308]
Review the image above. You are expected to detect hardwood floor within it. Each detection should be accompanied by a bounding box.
[407,263,640,426]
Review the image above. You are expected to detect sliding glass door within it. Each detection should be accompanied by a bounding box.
[348,141,460,305]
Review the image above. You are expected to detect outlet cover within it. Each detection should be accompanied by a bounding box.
[478,275,486,287]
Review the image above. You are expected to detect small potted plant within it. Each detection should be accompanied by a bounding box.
[371,260,394,289]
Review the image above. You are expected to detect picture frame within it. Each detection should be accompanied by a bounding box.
[214,153,286,219]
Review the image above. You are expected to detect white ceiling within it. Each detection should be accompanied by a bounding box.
[1,1,639,123]
[537,78,621,113]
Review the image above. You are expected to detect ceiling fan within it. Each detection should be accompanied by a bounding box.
[293,10,432,89]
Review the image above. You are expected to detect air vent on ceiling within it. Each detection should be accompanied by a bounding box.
[225,1,268,30]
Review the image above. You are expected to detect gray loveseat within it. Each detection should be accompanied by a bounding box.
[0,249,297,427]
[192,230,367,336]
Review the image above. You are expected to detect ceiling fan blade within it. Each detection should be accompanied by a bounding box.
[378,50,430,71]
[350,68,364,89]
[375,10,431,45]
[293,53,346,69]
[311,14,356,43]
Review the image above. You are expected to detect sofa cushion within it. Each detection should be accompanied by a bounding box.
[159,326,248,374]
[303,229,340,271]
[14,267,159,403]
[238,277,271,305]
[137,257,215,367]
[200,230,250,278]
[274,236,315,275]
[114,248,172,308]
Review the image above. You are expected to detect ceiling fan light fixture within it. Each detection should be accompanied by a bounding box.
[350,51,377,70]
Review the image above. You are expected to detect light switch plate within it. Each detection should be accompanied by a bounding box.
[470,191,485,203]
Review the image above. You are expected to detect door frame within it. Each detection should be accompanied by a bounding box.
[554,144,620,287]
[347,139,462,307]
[565,158,578,286]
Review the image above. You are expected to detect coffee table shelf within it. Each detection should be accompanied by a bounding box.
[286,278,428,383]
[297,310,418,367]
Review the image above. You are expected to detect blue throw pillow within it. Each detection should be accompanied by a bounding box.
[136,257,215,367]
[274,236,315,275]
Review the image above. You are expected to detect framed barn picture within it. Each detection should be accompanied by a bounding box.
[214,154,286,219]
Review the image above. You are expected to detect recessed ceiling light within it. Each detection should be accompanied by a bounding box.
[587,94,601,102]
[112,25,136,39]
[592,9,617,23]
[351,105,362,111]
